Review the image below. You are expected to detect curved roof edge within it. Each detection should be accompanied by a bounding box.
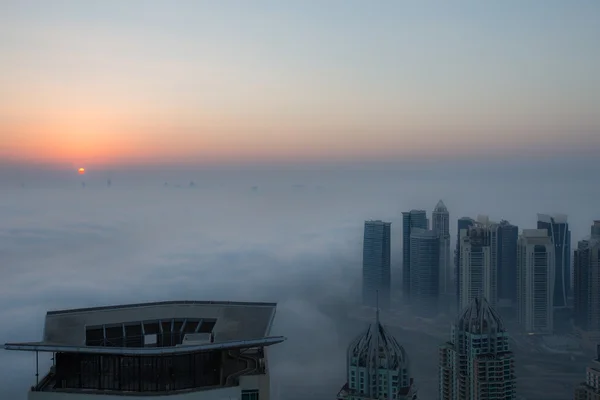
[4,336,286,355]
[47,300,278,316]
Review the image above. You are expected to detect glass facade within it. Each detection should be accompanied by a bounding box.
[409,228,440,316]
[537,216,571,308]
[402,211,428,301]
[455,218,475,310]
[497,221,518,304]
[363,220,392,310]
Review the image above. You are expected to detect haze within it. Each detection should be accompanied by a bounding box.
[1,1,600,399]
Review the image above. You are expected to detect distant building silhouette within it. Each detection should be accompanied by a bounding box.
[458,216,499,311]
[362,220,391,310]
[432,201,452,296]
[410,228,440,316]
[402,210,428,302]
[455,217,475,310]
[496,220,519,320]
[537,213,571,309]
[517,229,555,334]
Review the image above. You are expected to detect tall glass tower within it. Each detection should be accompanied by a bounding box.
[432,200,451,296]
[458,219,499,312]
[497,220,519,306]
[537,214,571,308]
[362,220,391,310]
[455,217,475,309]
[402,210,428,301]
[516,229,555,334]
[410,228,441,316]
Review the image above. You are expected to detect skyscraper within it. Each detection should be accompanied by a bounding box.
[455,217,475,309]
[363,220,391,310]
[432,200,452,296]
[537,213,571,308]
[574,345,600,400]
[337,307,417,400]
[458,217,498,311]
[402,210,428,301]
[516,229,555,334]
[573,221,600,340]
[439,297,516,400]
[497,220,519,306]
[409,228,441,316]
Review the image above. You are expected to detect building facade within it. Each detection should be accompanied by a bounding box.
[409,228,441,316]
[439,297,516,400]
[574,221,600,341]
[432,200,452,297]
[497,220,519,306]
[402,210,428,301]
[537,213,571,309]
[458,217,498,312]
[574,345,600,400]
[4,300,285,400]
[516,229,555,334]
[363,220,392,310]
[455,217,475,310]
[337,309,417,400]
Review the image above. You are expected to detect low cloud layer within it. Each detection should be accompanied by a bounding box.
[1,164,598,399]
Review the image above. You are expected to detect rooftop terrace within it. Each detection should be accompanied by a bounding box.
[5,300,284,354]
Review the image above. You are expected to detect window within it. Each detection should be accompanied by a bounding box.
[144,334,157,347]
[242,389,259,400]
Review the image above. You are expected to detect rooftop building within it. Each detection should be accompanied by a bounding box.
[4,300,286,400]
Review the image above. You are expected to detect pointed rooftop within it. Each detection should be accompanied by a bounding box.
[457,297,505,335]
[348,306,408,371]
[434,199,448,213]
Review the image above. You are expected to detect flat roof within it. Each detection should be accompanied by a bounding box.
[4,300,283,354]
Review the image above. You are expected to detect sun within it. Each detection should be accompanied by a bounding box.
[78,167,86,175]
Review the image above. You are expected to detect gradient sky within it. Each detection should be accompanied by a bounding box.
[1,0,599,168]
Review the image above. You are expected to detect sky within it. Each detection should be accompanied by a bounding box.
[1,0,600,169]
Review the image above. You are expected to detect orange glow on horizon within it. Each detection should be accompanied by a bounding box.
[78,167,86,175]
